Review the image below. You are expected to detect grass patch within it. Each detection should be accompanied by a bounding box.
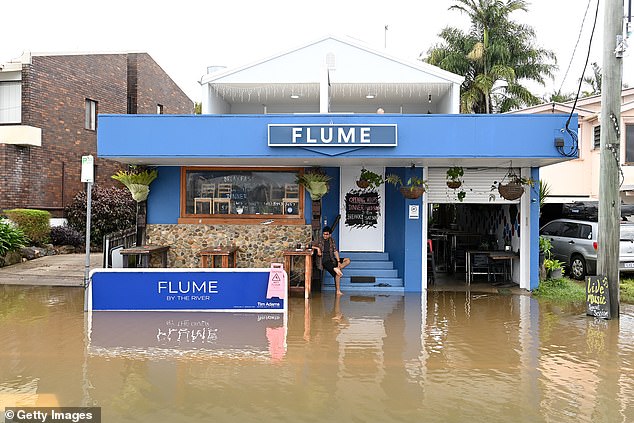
[620,278,634,304]
[533,277,586,303]
[535,276,634,305]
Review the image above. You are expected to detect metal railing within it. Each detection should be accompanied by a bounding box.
[102,227,136,268]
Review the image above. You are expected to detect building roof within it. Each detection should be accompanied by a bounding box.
[200,35,464,109]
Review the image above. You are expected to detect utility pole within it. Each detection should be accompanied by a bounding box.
[598,0,624,318]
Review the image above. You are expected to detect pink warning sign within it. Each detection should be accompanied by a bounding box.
[266,263,286,300]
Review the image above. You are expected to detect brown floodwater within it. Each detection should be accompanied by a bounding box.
[0,285,632,423]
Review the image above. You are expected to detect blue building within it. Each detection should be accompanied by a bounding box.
[98,36,577,292]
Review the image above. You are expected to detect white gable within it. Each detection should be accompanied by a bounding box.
[202,36,463,85]
[201,35,463,114]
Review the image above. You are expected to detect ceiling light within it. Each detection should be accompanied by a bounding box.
[290,94,300,99]
[366,94,376,99]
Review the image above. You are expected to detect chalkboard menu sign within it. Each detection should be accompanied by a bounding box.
[345,190,380,228]
[586,275,611,319]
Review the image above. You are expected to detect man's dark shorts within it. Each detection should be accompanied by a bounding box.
[323,259,345,278]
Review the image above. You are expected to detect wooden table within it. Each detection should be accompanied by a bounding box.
[120,245,170,268]
[283,249,313,299]
[465,250,517,285]
[199,246,238,268]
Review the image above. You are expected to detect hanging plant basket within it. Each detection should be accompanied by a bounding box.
[400,186,425,199]
[356,179,370,189]
[498,182,524,200]
[446,180,462,189]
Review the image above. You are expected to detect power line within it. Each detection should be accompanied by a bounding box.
[558,0,595,94]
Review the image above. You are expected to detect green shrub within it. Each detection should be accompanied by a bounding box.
[65,186,136,247]
[0,218,28,256]
[3,209,51,245]
[50,225,85,247]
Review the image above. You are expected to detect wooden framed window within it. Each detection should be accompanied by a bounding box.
[85,98,97,130]
[179,167,305,224]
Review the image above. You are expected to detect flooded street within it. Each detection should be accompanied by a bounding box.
[1,285,633,422]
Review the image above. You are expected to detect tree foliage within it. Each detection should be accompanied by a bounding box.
[66,186,136,247]
[424,0,557,113]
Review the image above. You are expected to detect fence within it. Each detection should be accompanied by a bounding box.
[102,227,136,268]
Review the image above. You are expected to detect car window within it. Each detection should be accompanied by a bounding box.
[620,225,634,241]
[541,221,562,236]
[560,222,579,238]
[579,224,593,239]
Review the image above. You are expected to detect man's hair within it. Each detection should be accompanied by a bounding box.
[322,226,332,233]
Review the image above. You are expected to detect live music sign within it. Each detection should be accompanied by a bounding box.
[268,124,397,147]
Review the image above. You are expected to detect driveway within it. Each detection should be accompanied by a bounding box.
[0,253,102,286]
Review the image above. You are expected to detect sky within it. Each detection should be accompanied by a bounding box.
[1,0,632,103]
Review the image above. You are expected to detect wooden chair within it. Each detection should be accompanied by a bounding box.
[194,182,215,214]
[213,183,232,214]
[282,183,299,215]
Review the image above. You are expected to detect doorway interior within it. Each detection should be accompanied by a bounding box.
[427,202,522,291]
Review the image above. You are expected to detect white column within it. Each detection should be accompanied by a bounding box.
[421,166,429,290]
[451,82,461,114]
[320,66,329,113]
[519,167,531,290]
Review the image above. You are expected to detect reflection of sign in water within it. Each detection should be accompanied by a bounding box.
[586,275,611,319]
[88,312,286,360]
[345,190,380,228]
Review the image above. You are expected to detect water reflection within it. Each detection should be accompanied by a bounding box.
[0,284,632,422]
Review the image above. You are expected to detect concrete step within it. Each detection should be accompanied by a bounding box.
[346,261,394,270]
[322,276,405,293]
[342,252,389,261]
[339,268,399,278]
[323,276,404,287]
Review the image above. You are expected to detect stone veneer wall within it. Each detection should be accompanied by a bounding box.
[146,224,313,268]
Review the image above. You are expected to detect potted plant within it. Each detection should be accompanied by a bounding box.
[539,236,552,279]
[356,168,384,189]
[386,174,428,199]
[446,166,464,189]
[544,257,565,279]
[296,169,331,200]
[112,167,158,202]
[491,169,535,201]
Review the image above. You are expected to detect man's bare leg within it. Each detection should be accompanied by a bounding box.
[339,258,351,270]
[334,267,343,295]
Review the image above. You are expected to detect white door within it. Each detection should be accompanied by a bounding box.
[339,166,385,252]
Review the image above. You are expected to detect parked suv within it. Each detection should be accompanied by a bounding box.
[540,218,634,279]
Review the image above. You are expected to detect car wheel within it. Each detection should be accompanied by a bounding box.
[569,255,587,280]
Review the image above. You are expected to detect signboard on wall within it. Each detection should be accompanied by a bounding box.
[345,190,380,228]
[89,268,286,312]
[586,275,610,319]
[268,124,397,147]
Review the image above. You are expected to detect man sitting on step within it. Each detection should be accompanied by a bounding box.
[312,226,350,296]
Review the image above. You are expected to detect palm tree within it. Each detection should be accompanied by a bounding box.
[581,62,602,97]
[424,0,557,113]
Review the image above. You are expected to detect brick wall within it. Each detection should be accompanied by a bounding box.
[132,53,193,114]
[0,53,193,217]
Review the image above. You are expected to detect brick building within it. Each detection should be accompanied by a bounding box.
[0,52,193,217]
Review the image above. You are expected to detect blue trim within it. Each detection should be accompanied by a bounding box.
[384,167,406,280]
[98,114,578,162]
[148,167,180,224]
[530,167,540,290]
[402,166,423,291]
